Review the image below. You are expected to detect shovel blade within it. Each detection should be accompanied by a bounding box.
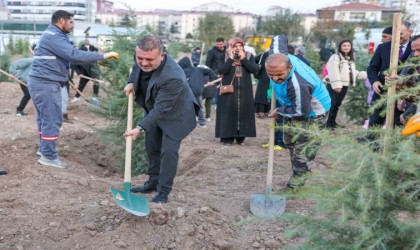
[250,193,286,217]
[111,182,150,217]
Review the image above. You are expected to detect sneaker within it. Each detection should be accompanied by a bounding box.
[37,156,68,169]
[274,145,285,151]
[197,124,207,128]
[71,97,80,103]
[36,150,42,157]
[16,111,28,117]
[261,143,270,148]
[206,118,211,122]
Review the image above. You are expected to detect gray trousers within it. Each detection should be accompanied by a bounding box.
[145,124,182,194]
[283,113,328,178]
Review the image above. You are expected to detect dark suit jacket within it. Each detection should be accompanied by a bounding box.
[128,55,199,141]
[367,41,412,85]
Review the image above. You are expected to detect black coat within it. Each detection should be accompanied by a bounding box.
[254,52,270,105]
[205,46,226,74]
[215,54,259,138]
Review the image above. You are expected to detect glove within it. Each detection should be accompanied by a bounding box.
[103,52,119,60]
[401,113,420,137]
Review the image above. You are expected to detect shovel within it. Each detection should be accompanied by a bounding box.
[250,89,286,217]
[68,78,100,107]
[111,92,149,216]
[0,68,28,87]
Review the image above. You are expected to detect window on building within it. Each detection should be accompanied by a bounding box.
[349,12,365,20]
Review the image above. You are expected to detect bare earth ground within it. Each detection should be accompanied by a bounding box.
[0,78,330,250]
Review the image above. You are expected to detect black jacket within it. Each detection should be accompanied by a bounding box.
[205,46,226,74]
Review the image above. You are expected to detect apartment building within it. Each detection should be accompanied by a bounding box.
[5,0,96,22]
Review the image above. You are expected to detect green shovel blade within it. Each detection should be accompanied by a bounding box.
[111,182,150,216]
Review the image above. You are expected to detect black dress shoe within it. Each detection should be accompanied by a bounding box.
[131,180,157,193]
[151,192,168,204]
[0,169,8,175]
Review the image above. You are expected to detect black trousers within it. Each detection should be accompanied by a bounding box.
[145,125,182,194]
[369,92,403,127]
[76,66,99,97]
[17,84,31,112]
[326,84,348,128]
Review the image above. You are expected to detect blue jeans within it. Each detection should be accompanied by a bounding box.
[28,77,63,160]
[195,96,206,126]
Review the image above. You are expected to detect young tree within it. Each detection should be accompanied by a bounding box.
[197,12,235,46]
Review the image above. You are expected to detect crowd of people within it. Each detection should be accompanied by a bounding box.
[2,10,420,204]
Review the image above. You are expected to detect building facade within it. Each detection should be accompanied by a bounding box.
[317,3,399,22]
[5,0,96,22]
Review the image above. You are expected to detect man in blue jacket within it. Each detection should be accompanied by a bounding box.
[267,35,331,189]
[28,10,118,169]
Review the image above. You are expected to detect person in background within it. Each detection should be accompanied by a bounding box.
[178,56,217,128]
[325,39,366,129]
[28,10,118,169]
[124,36,199,204]
[367,21,413,127]
[72,39,100,103]
[9,56,34,117]
[205,38,226,111]
[363,26,392,128]
[254,50,270,118]
[216,37,259,145]
[191,47,201,67]
[294,46,311,66]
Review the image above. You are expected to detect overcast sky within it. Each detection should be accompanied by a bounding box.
[115,0,341,15]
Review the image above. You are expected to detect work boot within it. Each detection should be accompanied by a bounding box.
[131,180,158,193]
[37,156,68,169]
[151,191,168,204]
[16,110,28,117]
[63,113,73,123]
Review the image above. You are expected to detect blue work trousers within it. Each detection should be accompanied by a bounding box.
[28,77,63,160]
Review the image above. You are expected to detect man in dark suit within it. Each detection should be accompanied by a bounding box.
[72,39,100,102]
[367,21,413,127]
[124,36,199,204]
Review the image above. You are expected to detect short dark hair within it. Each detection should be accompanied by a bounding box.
[382,26,392,35]
[412,34,420,42]
[137,36,164,52]
[51,10,73,24]
[216,38,224,42]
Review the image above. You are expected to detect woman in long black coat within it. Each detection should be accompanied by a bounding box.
[215,37,260,145]
[254,51,270,118]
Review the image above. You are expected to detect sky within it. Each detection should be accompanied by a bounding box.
[115,0,341,15]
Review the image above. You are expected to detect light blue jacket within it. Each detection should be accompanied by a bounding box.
[272,55,331,118]
[29,24,103,83]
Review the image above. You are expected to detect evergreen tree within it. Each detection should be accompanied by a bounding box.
[91,28,149,175]
[284,69,420,250]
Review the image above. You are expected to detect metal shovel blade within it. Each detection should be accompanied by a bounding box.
[111,182,150,217]
[250,193,286,217]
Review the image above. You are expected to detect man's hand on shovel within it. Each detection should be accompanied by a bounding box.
[124,128,142,141]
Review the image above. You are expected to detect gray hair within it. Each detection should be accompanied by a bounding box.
[136,36,164,52]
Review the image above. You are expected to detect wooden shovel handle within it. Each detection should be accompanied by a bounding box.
[266,86,276,195]
[0,68,28,87]
[124,92,134,183]
[79,75,106,84]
